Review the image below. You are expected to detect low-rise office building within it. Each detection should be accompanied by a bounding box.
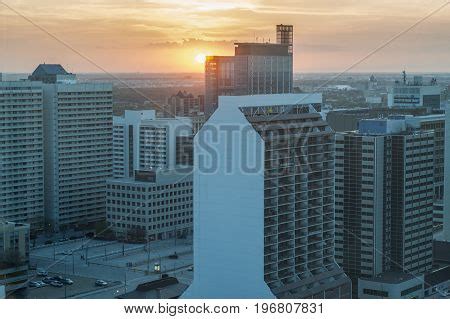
[106,169,193,242]
[0,222,30,293]
[358,272,424,299]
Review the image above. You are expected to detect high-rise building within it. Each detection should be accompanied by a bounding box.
[183,94,351,299]
[205,25,294,117]
[106,169,193,242]
[404,115,446,226]
[0,221,30,293]
[388,74,441,110]
[327,109,446,227]
[113,110,193,178]
[444,108,450,242]
[0,81,44,230]
[335,118,435,296]
[276,24,294,55]
[28,64,113,230]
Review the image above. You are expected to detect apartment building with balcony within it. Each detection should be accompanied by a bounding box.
[28,64,113,230]
[183,94,351,299]
[112,110,193,178]
[0,81,44,230]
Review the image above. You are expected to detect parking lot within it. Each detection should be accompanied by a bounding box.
[24,272,121,299]
[26,237,193,298]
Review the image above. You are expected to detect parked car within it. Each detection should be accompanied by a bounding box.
[36,269,48,277]
[42,277,54,285]
[48,275,64,282]
[187,266,194,272]
[44,240,53,245]
[50,281,63,288]
[60,278,74,285]
[62,250,73,255]
[95,280,108,287]
[28,281,41,288]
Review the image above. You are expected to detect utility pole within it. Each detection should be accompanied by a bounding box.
[174,225,177,249]
[64,257,67,299]
[147,239,151,273]
[124,270,127,294]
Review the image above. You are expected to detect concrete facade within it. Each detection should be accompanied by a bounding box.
[113,111,193,178]
[0,222,30,293]
[335,119,435,296]
[106,169,193,241]
[0,81,44,229]
[184,94,351,299]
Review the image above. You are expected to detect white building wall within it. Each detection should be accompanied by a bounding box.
[183,98,274,299]
[113,111,192,177]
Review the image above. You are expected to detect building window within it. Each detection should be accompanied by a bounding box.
[363,288,388,298]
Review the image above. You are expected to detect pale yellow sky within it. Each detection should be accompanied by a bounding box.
[1,0,450,73]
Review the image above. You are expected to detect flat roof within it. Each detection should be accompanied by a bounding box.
[107,168,192,186]
[362,272,419,284]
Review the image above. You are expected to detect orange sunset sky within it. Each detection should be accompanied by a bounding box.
[1,0,450,73]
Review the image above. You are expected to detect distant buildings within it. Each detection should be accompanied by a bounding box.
[184,94,351,299]
[0,81,44,230]
[0,222,30,293]
[388,74,441,110]
[112,110,193,178]
[167,91,204,116]
[205,25,294,117]
[106,169,193,242]
[27,65,114,231]
[335,118,435,296]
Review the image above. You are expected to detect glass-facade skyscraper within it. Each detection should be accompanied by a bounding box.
[205,25,294,117]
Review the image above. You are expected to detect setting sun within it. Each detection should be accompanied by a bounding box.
[195,53,207,64]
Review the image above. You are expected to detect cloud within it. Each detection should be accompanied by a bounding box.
[1,0,450,72]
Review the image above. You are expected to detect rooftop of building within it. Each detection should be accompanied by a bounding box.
[107,168,193,186]
[116,277,188,299]
[362,271,419,284]
[234,42,290,56]
[425,265,450,288]
[433,241,450,264]
[31,64,70,76]
[114,110,192,126]
[0,221,30,231]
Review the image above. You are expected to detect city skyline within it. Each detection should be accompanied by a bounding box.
[1,1,450,73]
